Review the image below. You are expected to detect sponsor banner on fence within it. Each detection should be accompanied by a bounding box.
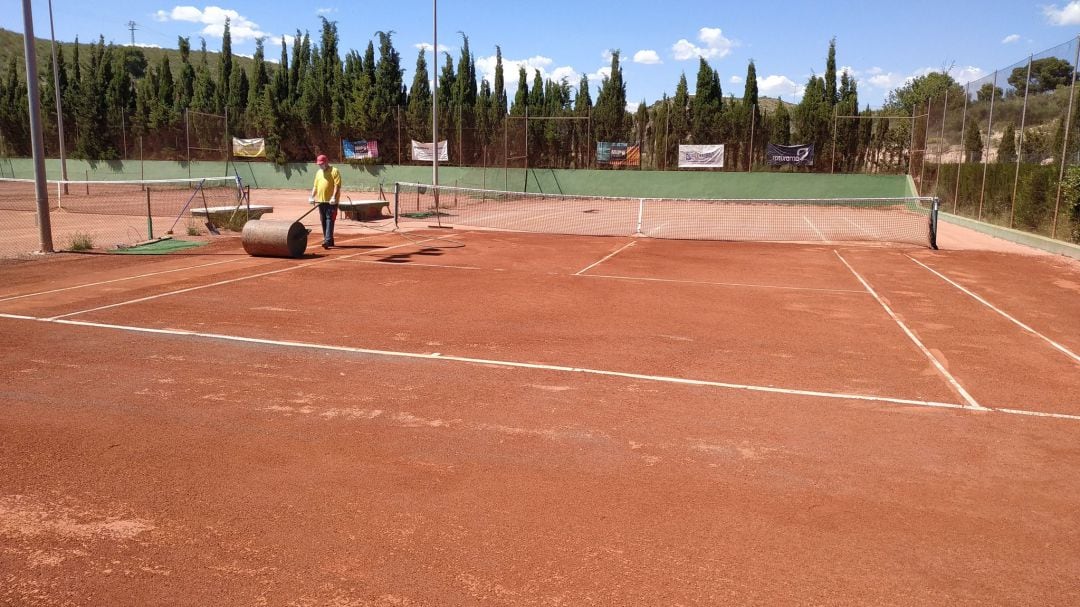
[231,137,266,158]
[766,143,815,166]
[678,144,725,168]
[410,140,449,162]
[596,142,640,167]
[342,139,379,160]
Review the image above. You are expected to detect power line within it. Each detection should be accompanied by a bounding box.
[127,20,138,46]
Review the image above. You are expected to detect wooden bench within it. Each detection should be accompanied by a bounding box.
[191,204,274,221]
[338,199,389,221]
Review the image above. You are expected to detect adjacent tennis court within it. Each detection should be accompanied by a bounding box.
[2,201,1078,604]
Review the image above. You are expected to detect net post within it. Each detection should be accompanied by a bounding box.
[393,182,400,229]
[929,197,940,250]
[146,189,153,240]
[636,198,645,235]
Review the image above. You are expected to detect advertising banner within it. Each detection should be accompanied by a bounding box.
[677,144,725,168]
[411,140,449,162]
[342,139,379,160]
[766,143,815,166]
[231,137,266,158]
[596,142,640,167]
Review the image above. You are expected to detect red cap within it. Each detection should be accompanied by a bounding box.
[316,154,328,164]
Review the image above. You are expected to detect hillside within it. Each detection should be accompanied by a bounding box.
[0,28,268,78]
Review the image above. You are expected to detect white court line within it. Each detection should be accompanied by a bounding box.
[908,256,1080,366]
[0,257,246,303]
[803,215,830,243]
[46,235,459,320]
[4,312,1079,421]
[834,250,985,410]
[843,217,876,239]
[577,273,867,294]
[574,241,637,275]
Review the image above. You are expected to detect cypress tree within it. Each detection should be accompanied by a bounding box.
[406,48,432,141]
[824,38,838,106]
[177,37,195,110]
[772,99,791,145]
[490,46,507,133]
[691,57,721,143]
[998,123,1017,163]
[510,66,528,115]
[963,119,983,163]
[217,18,233,113]
[593,50,627,141]
[250,38,269,107]
[371,31,403,154]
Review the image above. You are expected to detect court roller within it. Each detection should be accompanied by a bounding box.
[240,204,319,258]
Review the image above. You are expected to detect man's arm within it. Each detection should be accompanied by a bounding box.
[332,170,342,204]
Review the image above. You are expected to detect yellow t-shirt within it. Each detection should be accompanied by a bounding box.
[312,166,342,204]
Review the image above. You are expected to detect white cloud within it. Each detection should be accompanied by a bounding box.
[729,75,743,84]
[124,42,162,49]
[672,27,736,61]
[474,54,581,95]
[415,43,453,55]
[153,6,271,43]
[1044,1,1080,25]
[1002,34,1021,44]
[316,8,336,15]
[633,50,661,65]
[953,65,986,85]
[757,74,801,99]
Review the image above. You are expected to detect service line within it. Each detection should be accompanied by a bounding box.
[908,255,1080,366]
[577,273,866,294]
[834,250,985,410]
[45,235,461,321]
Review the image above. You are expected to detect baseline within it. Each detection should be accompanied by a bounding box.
[4,312,1078,421]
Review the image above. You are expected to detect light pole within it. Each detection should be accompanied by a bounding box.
[432,0,439,191]
[22,0,53,252]
[48,0,69,190]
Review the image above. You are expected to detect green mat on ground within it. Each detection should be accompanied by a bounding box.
[111,238,207,254]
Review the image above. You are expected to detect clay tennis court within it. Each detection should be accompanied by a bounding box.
[2,205,1079,604]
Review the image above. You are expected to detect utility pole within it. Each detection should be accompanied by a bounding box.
[127,21,137,45]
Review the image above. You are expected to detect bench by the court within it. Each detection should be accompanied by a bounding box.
[191,205,274,221]
[338,199,389,220]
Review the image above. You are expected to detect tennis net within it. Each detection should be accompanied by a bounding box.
[0,176,243,215]
[393,182,939,248]
[0,176,245,256]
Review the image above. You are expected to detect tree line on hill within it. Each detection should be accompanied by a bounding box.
[0,17,1067,175]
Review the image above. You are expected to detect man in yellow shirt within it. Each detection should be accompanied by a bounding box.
[309,154,342,248]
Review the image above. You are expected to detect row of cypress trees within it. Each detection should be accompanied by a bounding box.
[0,20,908,172]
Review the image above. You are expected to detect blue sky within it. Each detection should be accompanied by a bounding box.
[6,1,1080,108]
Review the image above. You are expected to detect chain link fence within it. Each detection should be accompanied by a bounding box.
[917,37,1080,243]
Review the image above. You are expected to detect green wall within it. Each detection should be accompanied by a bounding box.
[1,157,917,199]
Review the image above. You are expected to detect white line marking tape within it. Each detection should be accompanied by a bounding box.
[2,312,1076,421]
[0,257,246,303]
[578,273,866,294]
[574,241,637,275]
[45,235,459,320]
[834,250,986,410]
[908,256,1080,366]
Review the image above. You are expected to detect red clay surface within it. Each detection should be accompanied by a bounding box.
[2,218,1079,605]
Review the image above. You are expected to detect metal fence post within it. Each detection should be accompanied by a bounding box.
[1052,35,1080,239]
[932,88,949,196]
[1011,56,1033,228]
[978,71,998,221]
[954,84,970,213]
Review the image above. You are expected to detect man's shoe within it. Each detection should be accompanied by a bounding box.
[322,242,330,249]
